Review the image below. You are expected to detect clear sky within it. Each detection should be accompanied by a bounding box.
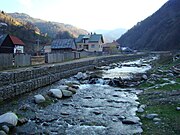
[0,0,168,31]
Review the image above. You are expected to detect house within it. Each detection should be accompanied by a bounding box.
[51,39,76,53]
[76,33,104,52]
[41,43,51,54]
[0,34,25,53]
[43,44,51,53]
[103,40,120,54]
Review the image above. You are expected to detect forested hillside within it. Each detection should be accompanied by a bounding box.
[117,0,180,51]
[9,13,88,38]
[0,11,51,53]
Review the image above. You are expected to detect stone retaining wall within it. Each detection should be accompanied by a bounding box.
[0,54,146,101]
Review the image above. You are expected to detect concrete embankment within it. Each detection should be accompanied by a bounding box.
[0,54,146,101]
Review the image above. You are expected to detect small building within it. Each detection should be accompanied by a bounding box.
[76,34,104,52]
[103,40,120,54]
[42,43,51,54]
[0,34,25,53]
[51,39,76,53]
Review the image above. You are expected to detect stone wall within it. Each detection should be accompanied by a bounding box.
[0,54,146,101]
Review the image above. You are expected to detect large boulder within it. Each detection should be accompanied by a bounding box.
[0,112,18,127]
[48,89,63,99]
[34,94,45,104]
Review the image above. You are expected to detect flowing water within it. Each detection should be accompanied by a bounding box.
[0,56,156,135]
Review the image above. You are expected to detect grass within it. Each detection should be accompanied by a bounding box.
[153,83,180,91]
[138,104,180,135]
[138,53,180,135]
[138,78,170,89]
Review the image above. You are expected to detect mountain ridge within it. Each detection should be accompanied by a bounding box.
[117,0,180,51]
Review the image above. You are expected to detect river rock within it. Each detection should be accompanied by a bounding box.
[34,94,45,104]
[146,113,158,119]
[0,112,18,127]
[0,130,6,135]
[122,118,139,125]
[137,104,146,113]
[109,78,124,87]
[167,73,174,77]
[18,118,28,125]
[176,107,180,111]
[74,72,88,80]
[142,74,148,80]
[137,108,144,113]
[71,85,79,89]
[68,87,77,94]
[153,118,161,121]
[1,125,9,134]
[48,89,63,99]
[61,90,73,97]
[58,85,69,90]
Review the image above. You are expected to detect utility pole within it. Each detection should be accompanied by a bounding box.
[36,39,40,55]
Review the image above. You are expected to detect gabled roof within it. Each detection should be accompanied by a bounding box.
[51,39,76,49]
[9,35,25,45]
[76,34,104,43]
[0,34,25,46]
[88,34,104,43]
[75,35,85,43]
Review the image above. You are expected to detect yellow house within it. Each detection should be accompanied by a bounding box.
[76,34,104,52]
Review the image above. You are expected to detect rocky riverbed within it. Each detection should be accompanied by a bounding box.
[0,56,157,135]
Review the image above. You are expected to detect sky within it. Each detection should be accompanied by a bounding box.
[0,0,168,31]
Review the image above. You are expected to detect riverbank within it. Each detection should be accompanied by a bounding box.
[137,53,180,134]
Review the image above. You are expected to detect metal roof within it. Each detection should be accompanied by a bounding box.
[76,34,104,43]
[88,34,103,43]
[75,35,85,43]
[51,39,76,49]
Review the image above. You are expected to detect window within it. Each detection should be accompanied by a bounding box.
[91,44,95,48]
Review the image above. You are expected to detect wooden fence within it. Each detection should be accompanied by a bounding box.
[0,53,13,68]
[14,54,31,67]
[0,53,31,69]
[0,51,103,69]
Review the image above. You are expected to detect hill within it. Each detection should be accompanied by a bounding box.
[117,0,180,51]
[0,11,51,53]
[95,28,127,43]
[9,13,88,38]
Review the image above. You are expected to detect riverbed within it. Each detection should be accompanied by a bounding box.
[0,56,156,134]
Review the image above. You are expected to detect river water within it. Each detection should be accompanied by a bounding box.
[0,56,156,135]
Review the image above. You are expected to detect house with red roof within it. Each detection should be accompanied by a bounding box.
[0,34,25,53]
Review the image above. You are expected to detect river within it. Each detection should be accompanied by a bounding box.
[0,56,156,135]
